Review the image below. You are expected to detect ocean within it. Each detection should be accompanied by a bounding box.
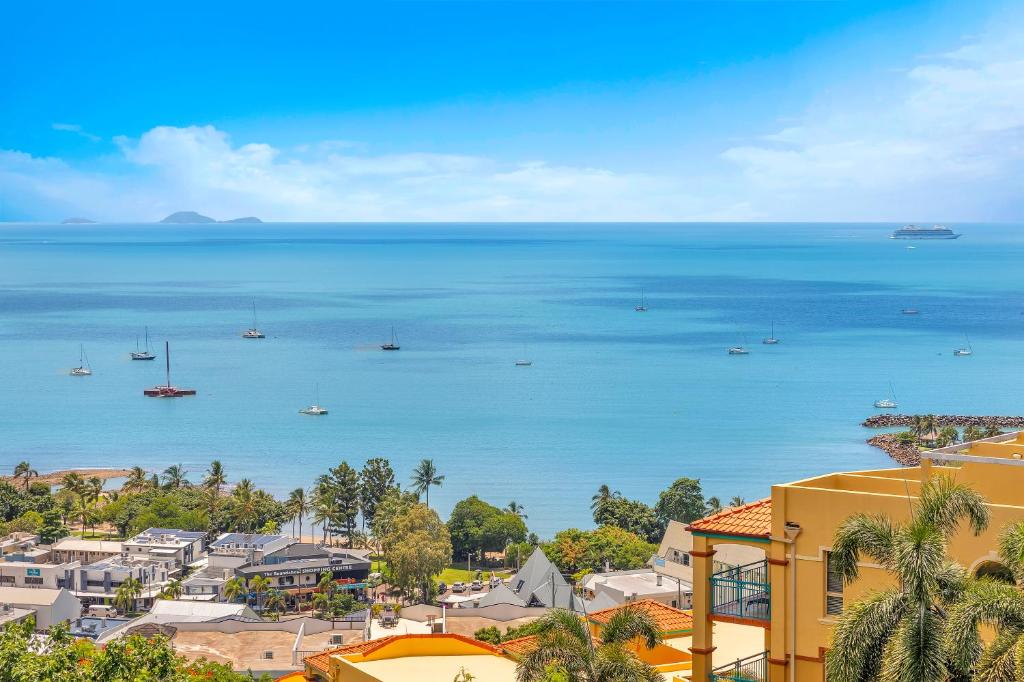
[0,222,1021,537]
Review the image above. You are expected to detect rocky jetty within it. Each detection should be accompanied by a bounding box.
[868,434,922,466]
[863,414,1024,428]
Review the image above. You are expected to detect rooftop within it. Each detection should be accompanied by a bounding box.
[0,586,68,606]
[687,499,772,539]
[306,634,509,679]
[500,635,539,658]
[588,599,694,635]
[51,537,123,554]
[582,568,691,597]
[0,605,35,626]
[128,528,206,547]
[210,533,289,549]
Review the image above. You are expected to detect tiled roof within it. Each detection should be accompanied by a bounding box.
[687,499,772,539]
[303,633,504,673]
[501,635,540,658]
[587,599,694,635]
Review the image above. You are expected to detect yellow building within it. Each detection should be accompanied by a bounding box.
[686,431,1024,682]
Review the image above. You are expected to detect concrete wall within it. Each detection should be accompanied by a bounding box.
[402,603,549,623]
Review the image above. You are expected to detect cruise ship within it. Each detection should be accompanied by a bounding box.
[890,224,960,239]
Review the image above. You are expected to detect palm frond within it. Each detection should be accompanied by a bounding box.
[998,521,1024,583]
[599,606,662,650]
[592,643,663,681]
[879,605,947,682]
[830,513,898,584]
[972,626,1024,682]
[825,588,908,682]
[946,578,1024,676]
[915,474,990,538]
[892,523,947,603]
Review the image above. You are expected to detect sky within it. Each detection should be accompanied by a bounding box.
[1,0,1022,222]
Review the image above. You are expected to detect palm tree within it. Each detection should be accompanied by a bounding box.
[705,496,723,515]
[115,576,143,614]
[286,487,310,540]
[203,460,227,495]
[410,459,444,507]
[515,606,663,681]
[505,501,527,519]
[161,464,190,489]
[230,479,258,532]
[61,472,84,497]
[312,591,332,618]
[249,575,270,612]
[160,579,183,600]
[590,485,620,512]
[824,475,990,682]
[963,425,985,443]
[983,421,1004,439]
[123,466,148,493]
[264,589,285,621]
[224,576,246,604]
[729,496,746,508]
[12,461,38,490]
[937,425,960,448]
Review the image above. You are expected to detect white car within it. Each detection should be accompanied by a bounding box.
[451,581,467,593]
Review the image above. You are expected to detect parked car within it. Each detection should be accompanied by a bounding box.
[436,581,448,594]
[451,582,467,593]
[470,580,484,591]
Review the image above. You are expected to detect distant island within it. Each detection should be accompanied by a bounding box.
[159,211,263,224]
[62,217,96,224]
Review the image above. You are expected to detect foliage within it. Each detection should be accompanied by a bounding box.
[448,495,528,561]
[380,502,452,600]
[410,458,445,507]
[592,496,660,543]
[38,507,68,543]
[359,457,396,531]
[474,625,503,644]
[654,476,706,526]
[543,526,656,574]
[824,475,990,682]
[0,481,27,522]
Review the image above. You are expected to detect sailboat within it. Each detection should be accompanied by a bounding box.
[953,334,973,356]
[242,301,265,339]
[130,327,156,360]
[381,327,400,351]
[635,290,648,312]
[515,343,532,366]
[144,342,196,397]
[762,321,780,345]
[70,345,92,376]
[299,384,328,415]
[874,382,899,409]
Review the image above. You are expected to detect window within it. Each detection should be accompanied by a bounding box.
[24,577,44,585]
[261,651,274,660]
[825,551,844,616]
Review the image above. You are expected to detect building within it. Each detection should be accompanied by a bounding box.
[124,528,207,572]
[50,537,123,565]
[475,548,584,611]
[0,586,82,631]
[685,431,1024,682]
[581,567,692,609]
[651,520,763,584]
[0,557,80,590]
[0,533,41,559]
[73,554,172,606]
[95,599,259,643]
[210,533,293,564]
[236,545,370,611]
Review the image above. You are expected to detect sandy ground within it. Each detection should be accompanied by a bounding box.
[4,468,131,487]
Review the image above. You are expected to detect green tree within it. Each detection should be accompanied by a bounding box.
[728,496,746,508]
[381,503,452,601]
[410,458,444,507]
[203,460,227,495]
[359,457,396,532]
[249,575,270,611]
[224,576,246,604]
[115,576,143,613]
[515,606,663,681]
[592,496,660,543]
[38,507,68,543]
[705,496,723,515]
[264,589,285,621]
[0,481,27,522]
[12,461,38,491]
[330,461,362,546]
[160,579,184,600]
[825,475,990,682]
[123,465,149,493]
[963,425,985,443]
[286,487,310,539]
[474,625,503,644]
[448,495,528,561]
[161,464,190,489]
[654,476,706,526]
[543,526,655,574]
[505,501,527,519]
[983,421,1004,439]
[590,484,620,512]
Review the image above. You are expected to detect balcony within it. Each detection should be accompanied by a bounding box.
[710,651,768,682]
[709,559,770,623]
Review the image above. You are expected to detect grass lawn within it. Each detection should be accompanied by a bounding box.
[435,566,514,585]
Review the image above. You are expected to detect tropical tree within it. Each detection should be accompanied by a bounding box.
[329,461,361,546]
[229,479,258,531]
[515,606,663,681]
[123,466,149,493]
[360,457,396,532]
[591,484,620,512]
[963,425,985,443]
[160,579,183,600]
[506,501,528,519]
[224,576,246,604]
[983,421,1005,438]
[249,574,270,611]
[286,487,309,539]
[161,464,190,489]
[381,503,452,602]
[705,496,723,515]
[203,460,227,495]
[410,458,445,507]
[654,477,705,526]
[937,425,960,448]
[264,589,285,621]
[12,461,38,491]
[729,496,746,508]
[115,576,143,613]
[824,475,990,682]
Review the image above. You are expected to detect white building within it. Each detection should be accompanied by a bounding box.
[0,558,80,590]
[0,586,82,631]
[208,532,292,564]
[50,537,123,565]
[95,599,259,643]
[581,568,692,609]
[650,520,764,583]
[124,528,206,573]
[73,555,171,606]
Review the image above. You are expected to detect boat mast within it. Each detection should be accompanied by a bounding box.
[165,341,171,387]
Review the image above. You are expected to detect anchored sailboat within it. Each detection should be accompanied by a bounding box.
[299,384,328,415]
[381,327,400,351]
[144,342,196,397]
[953,334,974,357]
[762,321,779,345]
[635,290,647,312]
[131,326,156,360]
[874,382,899,409]
[242,301,265,339]
[70,345,92,376]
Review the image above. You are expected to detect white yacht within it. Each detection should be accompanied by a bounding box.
[762,321,779,345]
[70,345,92,376]
[242,301,265,339]
[299,384,328,415]
[953,334,973,356]
[130,326,156,360]
[873,398,898,409]
[728,346,749,355]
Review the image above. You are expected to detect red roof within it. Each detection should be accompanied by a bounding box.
[687,499,772,539]
[588,599,694,634]
[501,635,540,658]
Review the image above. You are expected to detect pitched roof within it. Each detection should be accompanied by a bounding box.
[587,599,694,635]
[501,635,540,658]
[687,499,772,539]
[0,586,69,606]
[475,582,527,608]
[493,548,584,611]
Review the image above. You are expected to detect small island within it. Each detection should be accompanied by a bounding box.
[159,211,217,224]
[221,216,263,224]
[62,217,96,224]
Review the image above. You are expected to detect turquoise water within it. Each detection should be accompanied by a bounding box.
[0,222,1021,537]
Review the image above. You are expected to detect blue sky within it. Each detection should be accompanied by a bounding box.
[1,0,1021,221]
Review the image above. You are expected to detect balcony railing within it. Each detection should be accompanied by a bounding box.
[710,651,768,682]
[710,559,770,622]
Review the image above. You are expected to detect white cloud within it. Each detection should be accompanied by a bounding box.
[51,123,101,142]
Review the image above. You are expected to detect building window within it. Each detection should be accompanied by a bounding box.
[825,551,844,616]
[24,577,44,585]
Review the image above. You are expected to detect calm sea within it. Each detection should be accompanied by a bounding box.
[0,222,1021,536]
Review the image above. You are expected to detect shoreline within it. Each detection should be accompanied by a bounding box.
[862,414,1024,428]
[3,468,132,487]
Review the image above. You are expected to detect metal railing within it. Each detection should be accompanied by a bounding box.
[710,559,770,622]
[710,651,768,682]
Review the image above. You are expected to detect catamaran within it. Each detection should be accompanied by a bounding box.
[131,326,156,360]
[70,345,92,376]
[299,384,328,415]
[242,301,265,339]
[762,321,779,345]
[635,290,647,312]
[728,346,749,355]
[381,327,400,351]
[953,334,974,356]
[144,342,196,397]
[874,383,899,409]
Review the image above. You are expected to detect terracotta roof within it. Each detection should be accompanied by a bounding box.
[501,635,540,658]
[686,499,772,539]
[587,599,694,635]
[303,633,504,673]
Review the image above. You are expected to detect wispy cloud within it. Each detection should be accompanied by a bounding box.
[51,123,101,142]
